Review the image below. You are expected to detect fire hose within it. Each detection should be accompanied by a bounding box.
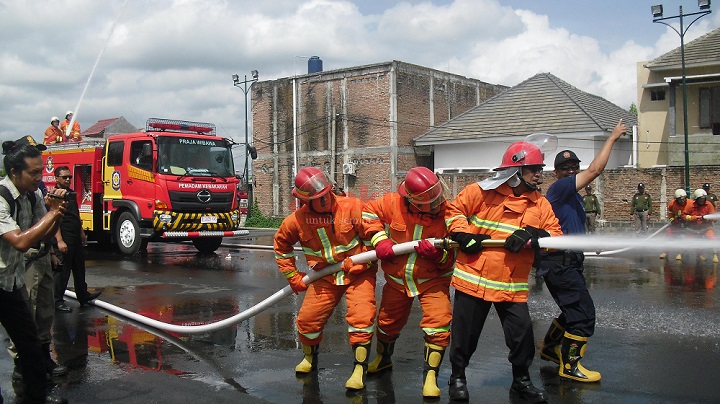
[67,231,719,334]
[65,238,455,334]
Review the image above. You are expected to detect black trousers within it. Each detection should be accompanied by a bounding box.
[449,290,536,375]
[540,252,596,337]
[0,287,48,402]
[54,241,89,304]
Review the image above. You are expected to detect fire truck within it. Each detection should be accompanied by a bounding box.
[42,118,249,256]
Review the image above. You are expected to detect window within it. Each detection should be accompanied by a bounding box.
[650,89,666,101]
[699,86,720,134]
[130,140,153,171]
[106,141,124,166]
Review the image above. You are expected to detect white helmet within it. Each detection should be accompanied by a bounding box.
[65,110,73,117]
[692,188,707,199]
[50,116,60,123]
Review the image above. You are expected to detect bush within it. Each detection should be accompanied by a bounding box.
[244,199,283,228]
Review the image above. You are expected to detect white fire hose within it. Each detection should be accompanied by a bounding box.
[65,238,450,334]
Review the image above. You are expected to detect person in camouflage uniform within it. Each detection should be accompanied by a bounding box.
[631,183,652,236]
[582,185,601,234]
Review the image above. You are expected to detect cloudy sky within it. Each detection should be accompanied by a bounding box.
[2,0,719,148]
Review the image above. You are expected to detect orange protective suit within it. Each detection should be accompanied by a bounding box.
[362,192,455,347]
[445,183,562,302]
[274,195,377,346]
[43,125,65,145]
[60,119,82,142]
[666,198,688,237]
[682,200,716,238]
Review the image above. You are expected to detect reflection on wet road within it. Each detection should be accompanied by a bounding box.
[1,233,719,403]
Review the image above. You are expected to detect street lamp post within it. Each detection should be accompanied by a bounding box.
[651,0,712,193]
[232,70,259,196]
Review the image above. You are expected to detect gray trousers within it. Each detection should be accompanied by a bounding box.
[634,211,649,236]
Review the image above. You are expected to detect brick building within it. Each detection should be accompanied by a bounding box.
[251,60,507,217]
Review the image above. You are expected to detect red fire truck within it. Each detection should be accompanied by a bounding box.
[42,118,249,256]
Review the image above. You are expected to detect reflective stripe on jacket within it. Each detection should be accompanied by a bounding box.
[362,192,454,297]
[274,196,374,285]
[445,182,562,303]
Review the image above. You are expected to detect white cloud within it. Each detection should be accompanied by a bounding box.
[1,0,718,144]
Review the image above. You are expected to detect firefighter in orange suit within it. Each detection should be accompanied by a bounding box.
[361,167,455,398]
[445,141,562,402]
[43,117,65,145]
[59,111,81,142]
[273,167,377,391]
[683,188,718,262]
[660,189,688,260]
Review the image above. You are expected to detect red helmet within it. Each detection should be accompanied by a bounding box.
[496,141,545,170]
[292,167,332,202]
[398,167,445,210]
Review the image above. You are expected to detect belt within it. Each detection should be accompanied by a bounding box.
[635,209,647,212]
[586,211,597,214]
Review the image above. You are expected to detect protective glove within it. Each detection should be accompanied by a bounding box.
[504,226,550,253]
[342,257,367,275]
[685,215,698,221]
[374,238,397,261]
[414,239,445,263]
[288,271,308,294]
[450,232,491,254]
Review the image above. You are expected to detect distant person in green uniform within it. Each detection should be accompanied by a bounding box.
[582,185,601,233]
[703,183,717,208]
[631,183,652,236]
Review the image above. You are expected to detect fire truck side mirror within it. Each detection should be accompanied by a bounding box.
[248,145,258,160]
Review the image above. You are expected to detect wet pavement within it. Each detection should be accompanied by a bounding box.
[2,230,720,403]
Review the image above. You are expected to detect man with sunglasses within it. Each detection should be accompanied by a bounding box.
[361,167,455,398]
[445,141,562,402]
[537,119,626,384]
[52,166,101,312]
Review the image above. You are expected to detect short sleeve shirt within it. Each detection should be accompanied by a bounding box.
[545,174,585,235]
[0,177,46,291]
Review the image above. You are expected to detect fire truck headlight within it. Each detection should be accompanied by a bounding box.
[231,213,238,222]
[239,199,248,209]
[155,199,169,210]
[159,214,172,223]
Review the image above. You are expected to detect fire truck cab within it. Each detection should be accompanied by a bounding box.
[42,118,247,256]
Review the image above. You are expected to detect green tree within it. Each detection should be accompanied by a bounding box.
[629,103,638,117]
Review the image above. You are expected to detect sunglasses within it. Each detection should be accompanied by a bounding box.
[558,164,580,171]
[58,175,73,179]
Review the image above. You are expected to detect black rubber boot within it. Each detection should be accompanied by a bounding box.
[539,319,564,364]
[510,365,548,403]
[448,365,469,401]
[43,343,68,377]
[368,338,395,373]
[422,343,445,398]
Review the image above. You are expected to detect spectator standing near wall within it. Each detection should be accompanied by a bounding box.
[631,183,652,236]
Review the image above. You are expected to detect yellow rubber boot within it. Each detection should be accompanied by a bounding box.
[295,344,319,374]
[368,339,395,373]
[345,342,370,390]
[559,332,601,382]
[676,253,683,260]
[659,252,667,259]
[713,251,719,263]
[422,343,445,398]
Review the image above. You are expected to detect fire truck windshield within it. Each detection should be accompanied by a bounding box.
[157,136,234,177]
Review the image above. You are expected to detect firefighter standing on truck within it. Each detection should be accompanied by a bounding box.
[361,167,455,399]
[273,167,377,391]
[59,111,81,142]
[444,141,562,402]
[43,117,65,145]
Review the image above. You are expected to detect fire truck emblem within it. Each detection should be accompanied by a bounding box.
[45,156,54,173]
[112,170,121,191]
[197,189,212,203]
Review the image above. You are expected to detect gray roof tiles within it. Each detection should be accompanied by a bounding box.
[646,27,720,70]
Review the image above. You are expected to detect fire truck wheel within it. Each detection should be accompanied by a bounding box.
[116,211,143,256]
[192,237,223,254]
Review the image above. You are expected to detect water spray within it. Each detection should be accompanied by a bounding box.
[66,0,128,139]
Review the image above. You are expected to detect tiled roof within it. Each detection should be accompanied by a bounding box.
[646,27,720,70]
[82,118,118,136]
[415,73,637,144]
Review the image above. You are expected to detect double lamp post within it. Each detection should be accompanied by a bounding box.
[232,70,259,194]
[651,0,712,193]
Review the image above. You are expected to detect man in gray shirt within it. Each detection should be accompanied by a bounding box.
[1,137,68,403]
